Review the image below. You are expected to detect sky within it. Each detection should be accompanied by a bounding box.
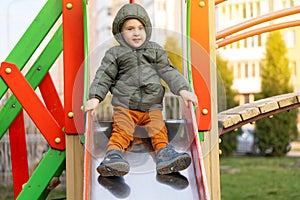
[0,0,46,61]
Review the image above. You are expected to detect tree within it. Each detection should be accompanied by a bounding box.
[216,54,238,111]
[164,35,183,73]
[216,54,239,156]
[255,31,298,156]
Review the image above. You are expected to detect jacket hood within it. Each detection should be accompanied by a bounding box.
[112,3,152,48]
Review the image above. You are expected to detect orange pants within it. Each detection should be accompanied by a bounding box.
[106,106,168,152]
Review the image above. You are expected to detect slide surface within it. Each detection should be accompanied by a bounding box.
[83,102,209,200]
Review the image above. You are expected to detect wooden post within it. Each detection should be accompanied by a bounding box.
[190,0,220,199]
[62,0,85,199]
[206,1,221,199]
[66,135,84,199]
[207,1,221,199]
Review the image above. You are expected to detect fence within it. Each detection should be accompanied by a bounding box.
[0,133,47,186]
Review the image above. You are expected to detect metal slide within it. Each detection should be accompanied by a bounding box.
[82,1,209,199]
[83,102,210,200]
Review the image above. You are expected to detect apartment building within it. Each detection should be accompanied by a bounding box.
[216,0,300,105]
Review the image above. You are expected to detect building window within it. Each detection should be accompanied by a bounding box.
[250,3,254,17]
[252,63,256,77]
[245,63,249,78]
[228,64,233,72]
[107,7,112,16]
[251,36,255,47]
[158,2,166,11]
[282,0,287,8]
[229,5,232,20]
[244,94,250,104]
[244,38,248,48]
[256,2,260,16]
[242,3,246,18]
[257,34,262,47]
[259,62,263,77]
[290,0,294,7]
[291,61,297,76]
[236,41,240,49]
[235,4,239,18]
[222,6,226,15]
[284,30,295,48]
[237,63,241,78]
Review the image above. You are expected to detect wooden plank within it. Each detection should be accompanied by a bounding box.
[225,106,260,121]
[297,93,300,102]
[252,100,279,113]
[277,96,298,108]
[217,93,300,132]
[258,103,278,113]
[218,113,243,129]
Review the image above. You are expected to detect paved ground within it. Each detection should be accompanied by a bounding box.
[286,141,300,157]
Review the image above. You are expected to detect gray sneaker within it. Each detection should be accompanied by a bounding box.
[97,150,130,177]
[156,145,191,175]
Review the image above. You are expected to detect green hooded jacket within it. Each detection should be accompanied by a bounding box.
[89,3,189,112]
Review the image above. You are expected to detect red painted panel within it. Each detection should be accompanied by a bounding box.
[9,110,29,199]
[62,0,85,134]
[39,73,64,127]
[190,0,211,131]
[0,62,65,150]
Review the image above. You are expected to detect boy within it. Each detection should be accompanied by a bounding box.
[85,3,198,177]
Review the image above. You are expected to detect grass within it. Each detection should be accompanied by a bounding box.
[0,185,13,200]
[220,156,300,200]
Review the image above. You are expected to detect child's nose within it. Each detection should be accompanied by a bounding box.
[133,29,140,35]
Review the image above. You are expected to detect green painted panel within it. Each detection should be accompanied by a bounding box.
[0,0,62,98]
[17,148,66,199]
[186,1,203,141]
[82,0,89,145]
[0,26,63,139]
[83,0,89,103]
[186,0,194,92]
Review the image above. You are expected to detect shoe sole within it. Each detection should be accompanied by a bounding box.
[156,154,191,175]
[156,173,189,190]
[97,162,130,177]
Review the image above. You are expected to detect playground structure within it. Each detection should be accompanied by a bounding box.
[0,0,300,199]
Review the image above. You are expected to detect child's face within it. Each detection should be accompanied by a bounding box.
[121,19,146,48]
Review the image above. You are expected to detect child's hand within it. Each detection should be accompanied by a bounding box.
[85,98,100,111]
[179,90,198,107]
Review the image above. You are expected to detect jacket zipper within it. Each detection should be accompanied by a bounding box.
[136,50,143,110]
